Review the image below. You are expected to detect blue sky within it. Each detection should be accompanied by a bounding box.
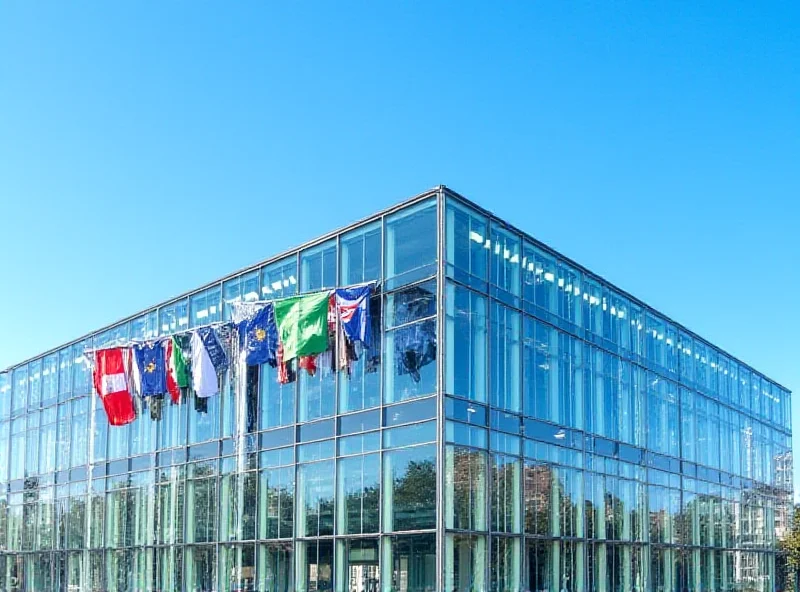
[1,2,798,492]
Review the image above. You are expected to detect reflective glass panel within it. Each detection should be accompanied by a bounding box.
[340,220,381,285]
[300,239,337,293]
[445,283,487,403]
[260,256,297,300]
[383,445,436,532]
[337,453,380,535]
[445,198,489,284]
[384,199,437,287]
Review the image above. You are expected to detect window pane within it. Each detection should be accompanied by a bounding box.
[338,294,382,413]
[647,374,679,457]
[188,392,220,444]
[489,223,520,299]
[0,373,10,420]
[155,547,183,592]
[385,200,437,287]
[296,460,335,537]
[190,287,221,328]
[27,360,41,409]
[186,462,217,544]
[298,364,335,423]
[490,303,520,412]
[57,403,72,469]
[490,536,521,592]
[130,311,158,341]
[10,417,25,480]
[58,348,73,401]
[259,466,294,540]
[445,533,487,592]
[297,539,333,592]
[0,421,9,483]
[158,301,179,335]
[260,363,295,429]
[524,244,555,313]
[223,271,259,321]
[185,546,216,592]
[557,262,583,327]
[337,453,380,534]
[383,445,436,532]
[219,468,257,542]
[72,342,92,395]
[445,198,488,283]
[446,446,488,531]
[336,538,380,592]
[383,397,436,427]
[300,240,337,292]
[219,544,256,592]
[383,421,436,449]
[385,320,436,404]
[382,534,436,592]
[603,289,630,349]
[71,397,89,467]
[12,366,27,415]
[385,280,436,328]
[446,283,487,403]
[257,542,293,592]
[491,454,521,533]
[154,471,185,545]
[260,256,297,300]
[340,221,382,285]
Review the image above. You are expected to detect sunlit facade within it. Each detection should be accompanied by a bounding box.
[0,187,792,591]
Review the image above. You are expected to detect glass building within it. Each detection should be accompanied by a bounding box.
[0,186,792,592]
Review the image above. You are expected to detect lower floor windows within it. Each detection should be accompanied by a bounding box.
[0,542,781,591]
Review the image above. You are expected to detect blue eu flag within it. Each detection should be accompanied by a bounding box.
[244,304,279,367]
[134,343,167,395]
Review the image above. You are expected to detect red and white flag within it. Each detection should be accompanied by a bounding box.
[93,348,136,426]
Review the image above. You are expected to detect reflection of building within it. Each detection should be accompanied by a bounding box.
[0,186,791,591]
[774,451,793,540]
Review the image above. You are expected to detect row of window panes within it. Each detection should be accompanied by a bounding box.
[1,291,437,463]
[444,284,789,485]
[0,447,436,554]
[444,444,783,547]
[2,455,780,551]
[0,198,438,413]
[445,199,790,431]
[0,535,439,592]
[0,540,780,592]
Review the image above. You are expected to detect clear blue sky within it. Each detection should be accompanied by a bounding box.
[1,2,798,492]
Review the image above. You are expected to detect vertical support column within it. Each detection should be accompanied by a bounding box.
[435,186,447,592]
[86,356,97,592]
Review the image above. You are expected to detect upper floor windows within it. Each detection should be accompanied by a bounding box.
[385,199,437,289]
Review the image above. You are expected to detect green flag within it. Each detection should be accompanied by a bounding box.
[273,292,330,361]
[166,336,188,404]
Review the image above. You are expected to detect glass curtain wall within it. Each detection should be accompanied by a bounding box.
[442,192,789,592]
[0,189,791,591]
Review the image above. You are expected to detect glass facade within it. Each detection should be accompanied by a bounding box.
[0,187,791,591]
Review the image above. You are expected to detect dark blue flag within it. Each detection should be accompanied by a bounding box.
[335,285,372,346]
[134,343,167,395]
[244,304,279,367]
[197,327,229,373]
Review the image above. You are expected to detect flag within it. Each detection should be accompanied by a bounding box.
[273,292,330,361]
[335,285,372,345]
[128,347,142,398]
[191,328,228,397]
[134,343,167,395]
[92,348,136,426]
[244,303,279,366]
[164,336,188,404]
